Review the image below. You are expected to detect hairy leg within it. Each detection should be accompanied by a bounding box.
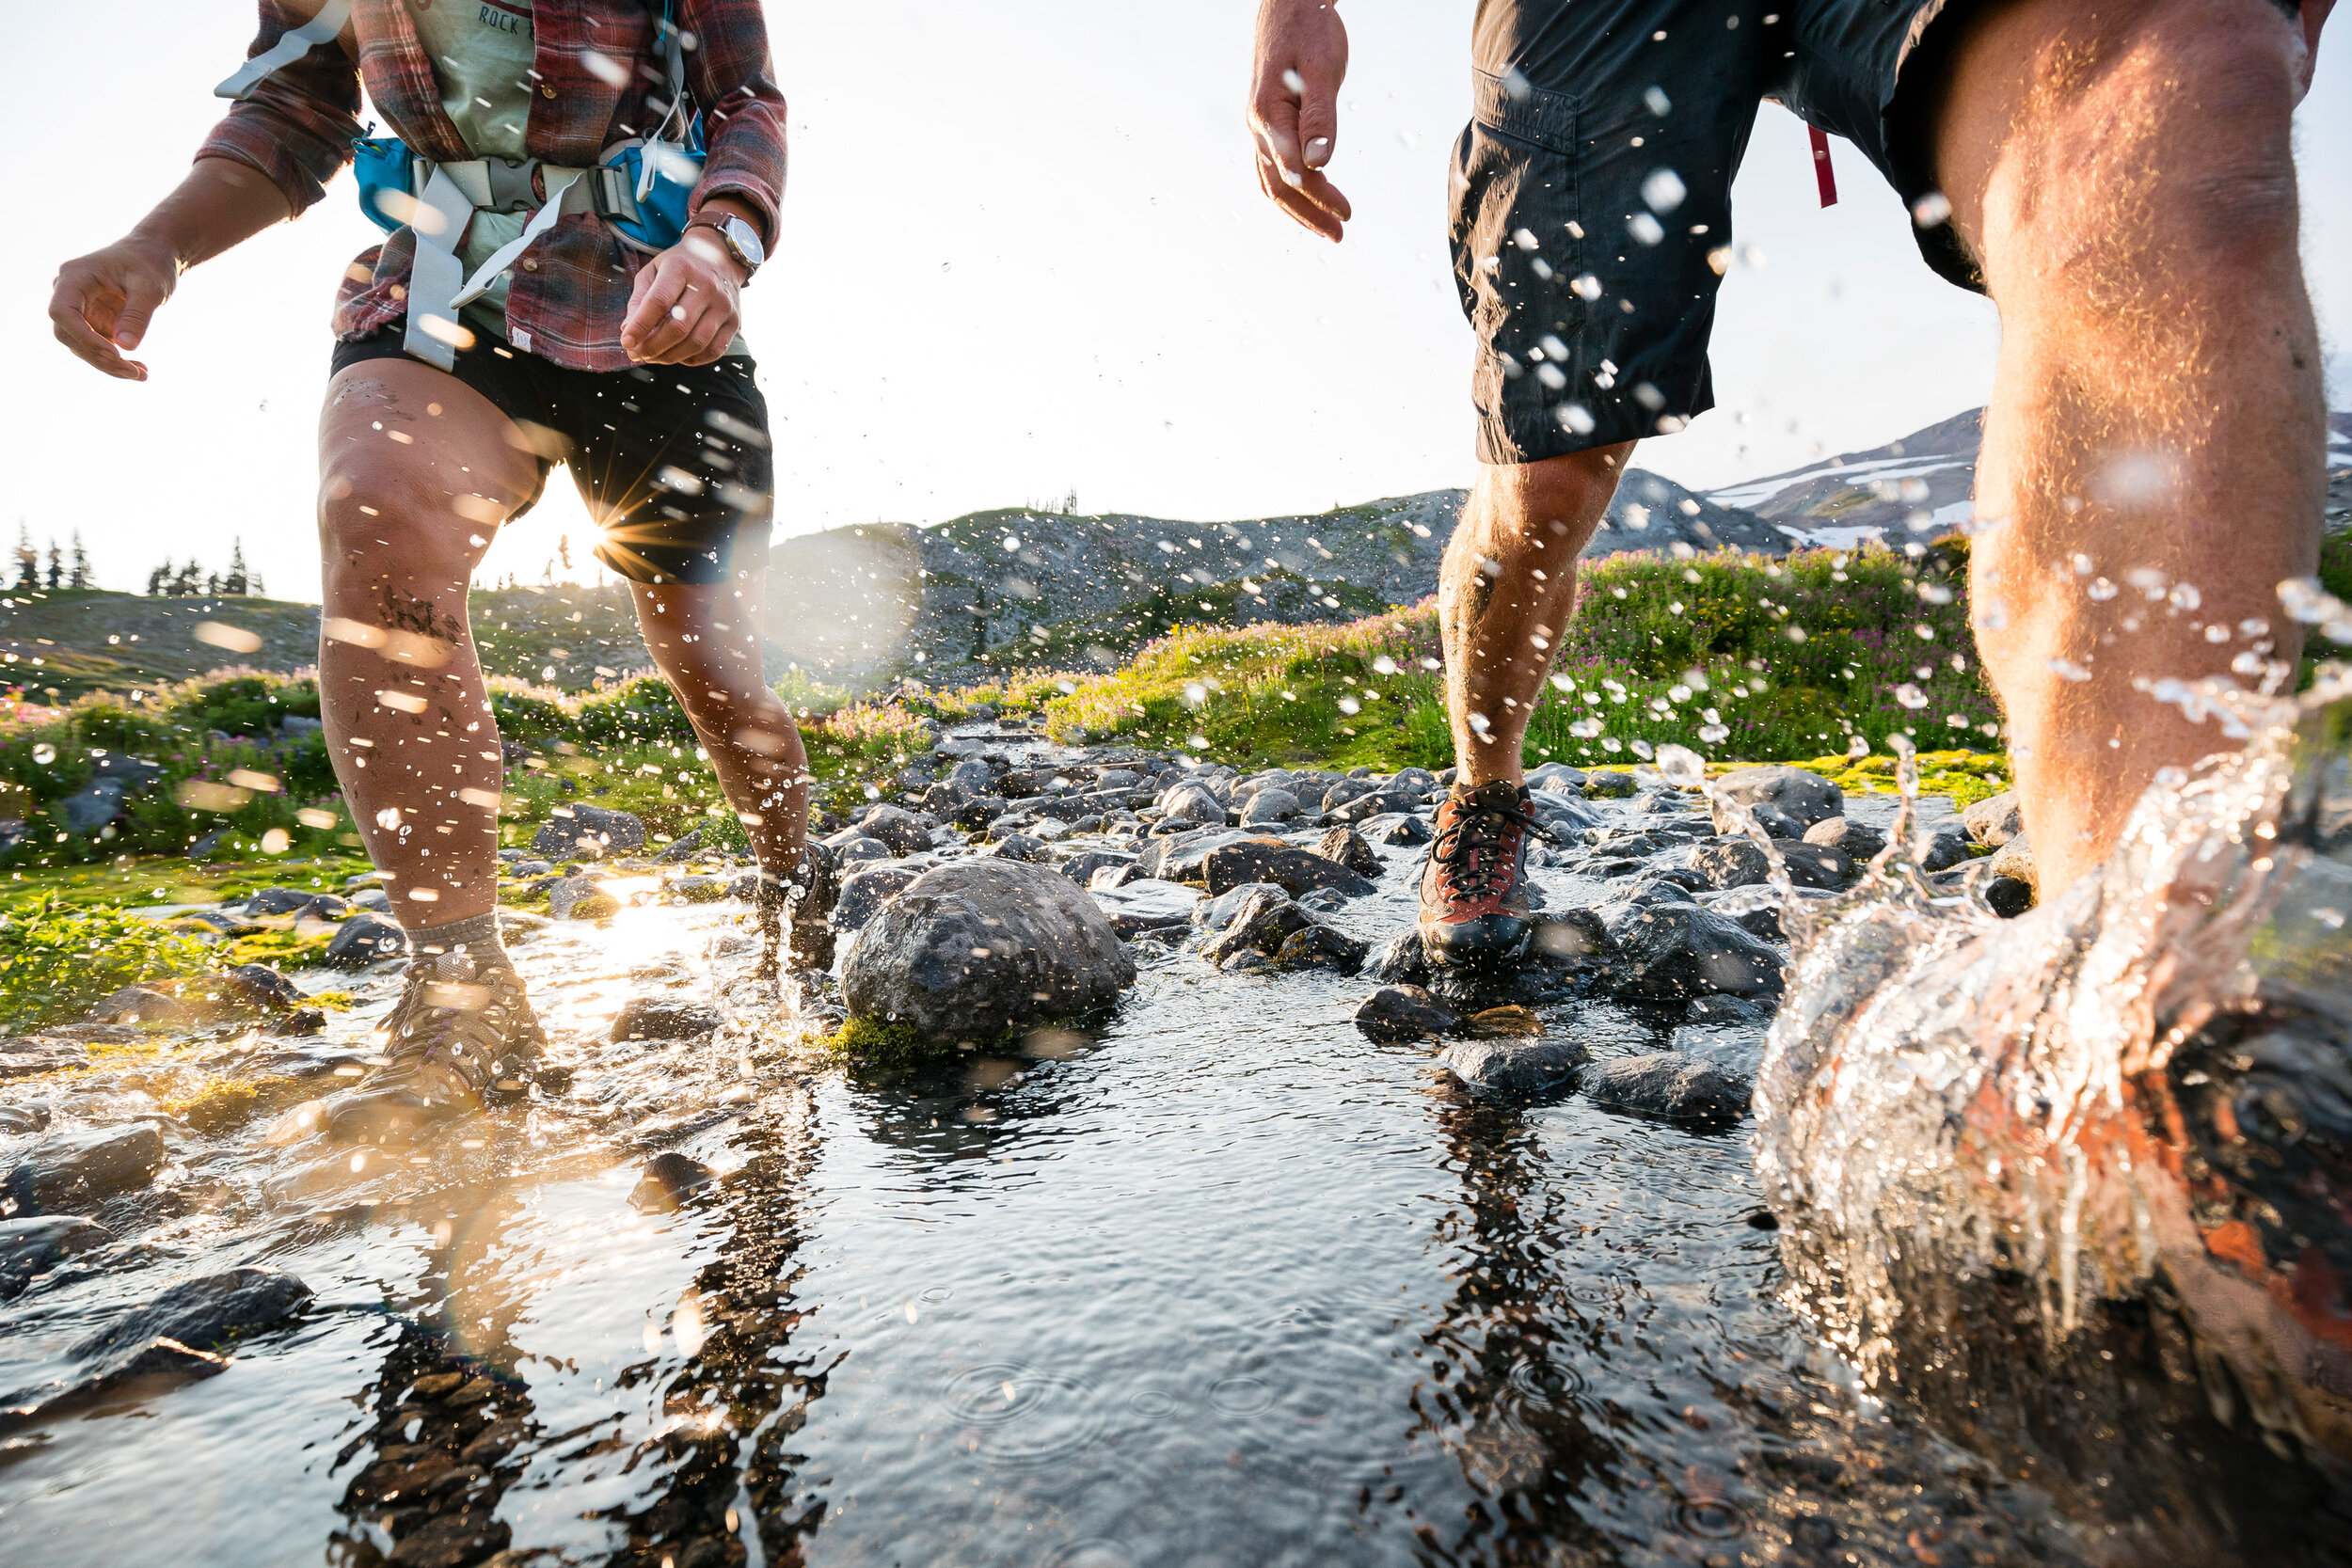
[628,575,808,877]
[316,361,539,924]
[1931,0,2324,894]
[1442,444,1634,784]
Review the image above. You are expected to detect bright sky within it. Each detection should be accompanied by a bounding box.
[4,2,2345,599]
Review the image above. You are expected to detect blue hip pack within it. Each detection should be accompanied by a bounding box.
[349,122,706,256]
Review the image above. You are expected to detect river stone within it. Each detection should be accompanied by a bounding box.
[1439,1037,1591,1095]
[1089,879,1201,937]
[1963,790,2026,847]
[74,1264,313,1357]
[1312,826,1383,877]
[1273,923,1369,974]
[628,1151,718,1212]
[1709,766,1842,835]
[1987,834,2036,892]
[1195,881,1285,930]
[1238,788,1302,826]
[986,832,1049,863]
[243,886,322,916]
[1201,841,1375,899]
[6,1124,167,1213]
[1578,1053,1752,1127]
[842,861,1135,1039]
[0,1102,51,1132]
[548,876,621,921]
[532,804,646,858]
[610,996,722,1042]
[1327,789,1425,825]
[1059,849,1135,887]
[944,757,996,797]
[1137,830,1261,885]
[1597,898,1784,1003]
[0,1037,91,1079]
[670,874,732,904]
[1527,762,1587,794]
[1360,813,1433,847]
[1985,873,2035,918]
[1701,884,1793,942]
[1199,887,1329,968]
[1914,828,1975,873]
[0,1215,112,1298]
[856,805,934,856]
[951,794,1009,830]
[1584,770,1637,799]
[1698,838,1854,891]
[1804,816,1887,860]
[834,865,921,932]
[1354,986,1459,1043]
[324,913,408,969]
[1157,784,1229,829]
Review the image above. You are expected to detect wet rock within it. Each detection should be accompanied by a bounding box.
[1089,879,1200,937]
[855,805,934,856]
[1238,788,1302,826]
[944,757,996,797]
[843,861,1136,1039]
[1914,827,1976,873]
[224,963,306,1013]
[1689,836,1851,892]
[986,832,1049,863]
[74,1265,313,1357]
[1201,840,1376,899]
[1579,1052,1752,1127]
[1156,783,1230,829]
[628,1151,718,1212]
[351,887,394,913]
[1327,788,1425,825]
[1439,1037,1590,1095]
[532,804,646,858]
[833,864,921,933]
[1804,816,1887,860]
[1709,766,1842,834]
[1273,923,1370,974]
[1530,909,1613,963]
[1700,883,1797,941]
[325,912,408,967]
[1311,826,1383,877]
[1090,862,1147,890]
[1987,834,2036,894]
[1527,761,1587,794]
[610,996,722,1042]
[657,828,708,862]
[548,876,620,921]
[1354,986,1459,1043]
[1360,812,1433,847]
[1985,874,2035,918]
[1962,789,2025,847]
[670,874,732,904]
[5,1124,167,1213]
[243,886,323,916]
[1136,829,1260,884]
[1195,881,1285,930]
[825,832,896,868]
[1596,897,1785,1004]
[0,1102,51,1133]
[0,1037,91,1080]
[1319,778,1378,813]
[0,1215,111,1298]
[59,778,127,832]
[1584,770,1637,799]
[951,794,1009,830]
[1059,849,1133,887]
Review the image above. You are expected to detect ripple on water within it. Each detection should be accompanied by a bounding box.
[1675,1497,1748,1541]
[1207,1374,1274,1417]
[939,1362,1107,1466]
[1039,1540,1134,1568]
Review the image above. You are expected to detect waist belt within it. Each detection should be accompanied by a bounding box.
[402,156,652,370]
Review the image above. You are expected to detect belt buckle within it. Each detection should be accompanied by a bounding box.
[485,156,540,214]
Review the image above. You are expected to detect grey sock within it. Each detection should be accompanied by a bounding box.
[403,911,512,971]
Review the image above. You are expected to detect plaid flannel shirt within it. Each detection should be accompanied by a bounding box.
[199,0,787,372]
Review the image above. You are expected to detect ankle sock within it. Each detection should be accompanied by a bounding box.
[403,911,513,972]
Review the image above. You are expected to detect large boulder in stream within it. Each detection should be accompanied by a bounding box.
[1708,766,1842,837]
[842,861,1135,1041]
[4,1124,167,1213]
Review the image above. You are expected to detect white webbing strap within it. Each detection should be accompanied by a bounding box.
[449,168,585,308]
[215,0,352,101]
[402,166,476,372]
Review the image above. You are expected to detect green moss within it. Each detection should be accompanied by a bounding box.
[0,893,213,1031]
[819,1015,953,1066]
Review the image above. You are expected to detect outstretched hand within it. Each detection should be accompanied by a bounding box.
[621,230,747,366]
[50,236,179,381]
[1248,0,1353,241]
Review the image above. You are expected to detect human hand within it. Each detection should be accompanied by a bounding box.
[1248,0,1352,241]
[620,229,746,366]
[49,235,179,381]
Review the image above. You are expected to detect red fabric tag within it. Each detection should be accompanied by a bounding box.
[1809,125,1838,207]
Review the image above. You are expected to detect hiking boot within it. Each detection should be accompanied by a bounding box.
[326,951,548,1143]
[755,842,838,982]
[1419,779,1551,968]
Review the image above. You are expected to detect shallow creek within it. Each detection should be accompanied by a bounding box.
[0,734,2309,1568]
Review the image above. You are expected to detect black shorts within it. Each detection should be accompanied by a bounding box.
[1453,0,1973,466]
[328,328,774,585]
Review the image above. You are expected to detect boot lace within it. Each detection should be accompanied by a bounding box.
[1429,792,1556,901]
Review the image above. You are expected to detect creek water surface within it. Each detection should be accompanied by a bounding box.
[0,749,2268,1568]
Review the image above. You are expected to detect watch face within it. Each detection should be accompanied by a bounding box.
[726,217,764,268]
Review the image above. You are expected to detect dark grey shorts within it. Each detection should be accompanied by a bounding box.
[1453,0,1966,465]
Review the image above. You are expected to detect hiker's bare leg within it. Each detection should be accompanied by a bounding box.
[1932,0,2324,895]
[1444,444,1634,784]
[628,577,809,877]
[316,360,538,923]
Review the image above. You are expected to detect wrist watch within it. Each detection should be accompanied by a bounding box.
[692,214,765,278]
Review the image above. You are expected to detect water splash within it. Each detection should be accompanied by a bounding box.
[1756,660,2352,1468]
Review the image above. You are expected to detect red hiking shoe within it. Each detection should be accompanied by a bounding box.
[1419,780,1549,967]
